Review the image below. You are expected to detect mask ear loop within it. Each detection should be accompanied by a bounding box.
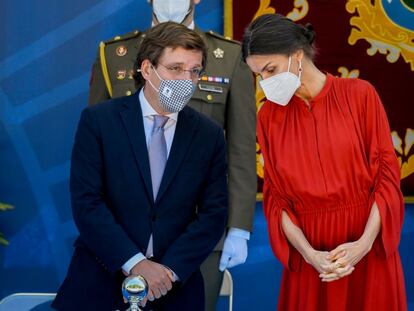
[180,3,193,24]
[287,56,292,72]
[151,65,163,81]
[147,65,163,92]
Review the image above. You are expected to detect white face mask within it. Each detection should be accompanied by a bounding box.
[259,56,302,106]
[153,0,191,24]
[147,66,195,113]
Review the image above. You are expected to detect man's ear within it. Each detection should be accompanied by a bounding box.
[140,59,152,81]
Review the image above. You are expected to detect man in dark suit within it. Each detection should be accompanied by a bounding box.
[52,22,228,311]
[89,2,257,308]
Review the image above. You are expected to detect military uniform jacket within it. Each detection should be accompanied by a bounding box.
[89,28,256,235]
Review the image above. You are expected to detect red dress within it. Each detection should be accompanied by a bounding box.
[257,74,407,311]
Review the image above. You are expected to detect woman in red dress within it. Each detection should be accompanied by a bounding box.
[242,14,407,310]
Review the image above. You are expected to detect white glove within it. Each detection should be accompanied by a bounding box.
[219,228,250,271]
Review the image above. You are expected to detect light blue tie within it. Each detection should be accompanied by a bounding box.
[148,115,169,200]
[146,115,168,258]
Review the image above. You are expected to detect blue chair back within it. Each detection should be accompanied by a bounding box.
[0,293,56,311]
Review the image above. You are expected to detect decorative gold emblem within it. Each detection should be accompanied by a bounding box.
[255,77,267,178]
[256,142,264,179]
[392,129,414,179]
[116,45,127,57]
[286,0,309,21]
[117,70,126,80]
[255,77,266,113]
[253,0,309,21]
[128,69,135,80]
[213,48,224,59]
[346,0,414,70]
[337,66,360,78]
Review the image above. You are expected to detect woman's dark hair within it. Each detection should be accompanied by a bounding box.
[134,21,207,88]
[242,14,316,61]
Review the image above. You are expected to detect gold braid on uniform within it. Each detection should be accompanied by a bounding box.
[99,41,113,98]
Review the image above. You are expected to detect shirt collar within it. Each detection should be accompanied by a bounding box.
[139,88,178,122]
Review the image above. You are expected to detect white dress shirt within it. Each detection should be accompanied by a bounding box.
[122,89,178,274]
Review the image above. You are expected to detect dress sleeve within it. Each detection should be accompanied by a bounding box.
[361,82,404,258]
[257,104,302,271]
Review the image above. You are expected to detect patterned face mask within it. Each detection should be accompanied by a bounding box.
[148,65,195,113]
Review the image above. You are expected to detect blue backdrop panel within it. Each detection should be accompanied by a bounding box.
[0,1,412,310]
[0,0,222,299]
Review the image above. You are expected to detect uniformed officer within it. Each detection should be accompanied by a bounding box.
[88,1,256,310]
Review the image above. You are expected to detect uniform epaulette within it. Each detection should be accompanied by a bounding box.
[206,30,241,45]
[103,30,142,45]
[98,30,143,98]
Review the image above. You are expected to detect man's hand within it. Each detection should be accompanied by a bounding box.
[130,259,174,302]
[219,232,248,271]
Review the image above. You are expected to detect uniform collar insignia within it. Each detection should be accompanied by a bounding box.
[116,45,127,57]
[213,48,224,59]
[117,70,126,80]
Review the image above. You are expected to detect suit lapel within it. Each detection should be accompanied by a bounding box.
[156,107,199,203]
[120,93,154,203]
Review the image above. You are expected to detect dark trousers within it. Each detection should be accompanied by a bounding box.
[52,247,205,311]
[144,271,205,311]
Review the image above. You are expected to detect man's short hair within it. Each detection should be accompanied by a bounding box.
[134,21,207,87]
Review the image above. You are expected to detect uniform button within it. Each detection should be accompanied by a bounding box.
[126,90,132,96]
[207,94,213,101]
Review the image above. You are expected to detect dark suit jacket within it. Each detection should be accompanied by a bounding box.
[52,92,228,310]
[89,28,256,236]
